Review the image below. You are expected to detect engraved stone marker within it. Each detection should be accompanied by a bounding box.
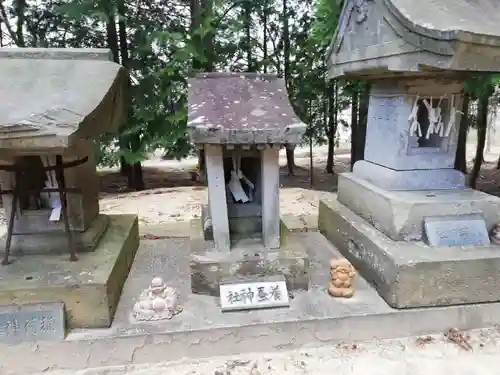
[0,302,65,343]
[424,215,490,247]
[219,276,290,312]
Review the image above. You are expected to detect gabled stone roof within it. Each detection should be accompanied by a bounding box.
[326,0,500,79]
[187,72,306,145]
[0,48,127,149]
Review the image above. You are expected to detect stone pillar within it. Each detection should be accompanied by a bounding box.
[260,145,280,249]
[204,144,230,251]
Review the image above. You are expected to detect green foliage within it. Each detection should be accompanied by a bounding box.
[0,0,363,173]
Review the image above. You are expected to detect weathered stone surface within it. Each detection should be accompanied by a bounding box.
[5,235,500,374]
[0,302,66,343]
[337,172,500,241]
[353,160,465,190]
[319,195,500,308]
[424,215,490,247]
[356,80,465,184]
[0,214,109,255]
[0,48,127,149]
[327,0,500,79]
[190,237,309,296]
[0,214,139,328]
[187,73,306,144]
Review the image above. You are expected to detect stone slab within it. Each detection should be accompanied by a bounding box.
[0,214,109,255]
[0,302,65,344]
[280,213,318,233]
[0,214,139,328]
[139,222,192,239]
[337,172,500,241]
[189,236,309,297]
[219,275,290,311]
[353,160,466,190]
[6,236,500,374]
[424,215,490,246]
[319,194,500,308]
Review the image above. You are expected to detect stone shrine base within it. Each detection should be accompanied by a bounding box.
[0,214,139,329]
[189,234,310,296]
[337,172,500,242]
[3,231,500,375]
[319,195,500,309]
[0,214,110,255]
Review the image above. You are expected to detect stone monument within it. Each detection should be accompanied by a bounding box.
[320,0,500,308]
[0,48,139,329]
[187,72,309,296]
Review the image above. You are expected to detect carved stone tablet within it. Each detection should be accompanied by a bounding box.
[219,275,290,312]
[0,302,65,343]
[424,215,490,247]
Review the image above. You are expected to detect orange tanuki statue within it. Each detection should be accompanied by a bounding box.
[328,258,356,298]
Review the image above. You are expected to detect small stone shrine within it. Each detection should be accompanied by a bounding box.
[320,0,500,308]
[187,72,309,297]
[0,48,139,329]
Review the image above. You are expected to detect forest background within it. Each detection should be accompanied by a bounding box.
[1,0,500,228]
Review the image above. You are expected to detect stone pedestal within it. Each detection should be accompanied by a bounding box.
[337,173,500,242]
[319,193,500,308]
[189,236,309,297]
[0,214,139,328]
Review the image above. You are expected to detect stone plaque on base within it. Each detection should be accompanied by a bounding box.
[0,302,65,343]
[219,276,290,312]
[424,215,490,247]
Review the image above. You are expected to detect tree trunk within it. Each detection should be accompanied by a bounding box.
[286,145,295,176]
[118,1,144,190]
[455,94,470,173]
[325,80,336,173]
[201,0,215,72]
[262,1,269,73]
[243,0,252,72]
[470,94,489,189]
[356,83,369,163]
[350,87,359,171]
[282,0,294,175]
[14,0,26,47]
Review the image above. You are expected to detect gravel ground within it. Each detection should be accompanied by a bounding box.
[38,328,500,375]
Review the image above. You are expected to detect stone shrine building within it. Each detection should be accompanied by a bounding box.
[187,72,309,296]
[0,48,139,329]
[320,0,500,308]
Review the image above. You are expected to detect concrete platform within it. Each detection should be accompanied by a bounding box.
[189,236,310,296]
[319,194,500,308]
[337,172,500,241]
[0,214,139,329]
[3,232,500,375]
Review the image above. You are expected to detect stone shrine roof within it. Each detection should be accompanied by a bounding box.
[187,72,306,145]
[327,0,500,79]
[0,48,127,150]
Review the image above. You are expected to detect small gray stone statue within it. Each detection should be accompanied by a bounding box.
[132,277,182,321]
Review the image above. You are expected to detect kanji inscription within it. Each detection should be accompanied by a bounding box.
[0,302,65,343]
[219,278,290,311]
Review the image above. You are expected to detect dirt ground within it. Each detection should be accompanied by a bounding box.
[97,142,500,227]
[98,145,348,227]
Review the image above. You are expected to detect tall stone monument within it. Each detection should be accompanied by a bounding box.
[187,72,309,296]
[320,0,500,308]
[0,48,139,329]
